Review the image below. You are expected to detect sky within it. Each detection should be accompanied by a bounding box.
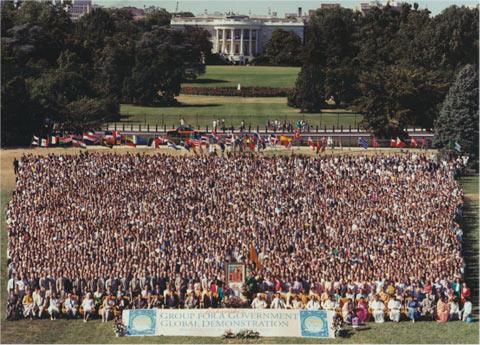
[93,0,479,16]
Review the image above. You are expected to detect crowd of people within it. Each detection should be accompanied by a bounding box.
[6,152,473,324]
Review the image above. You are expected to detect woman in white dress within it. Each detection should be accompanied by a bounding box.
[47,293,60,320]
[82,293,95,322]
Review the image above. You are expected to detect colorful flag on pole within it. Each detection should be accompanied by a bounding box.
[390,139,396,148]
[372,136,379,148]
[307,137,314,150]
[31,136,39,146]
[396,137,406,148]
[358,137,369,149]
[410,138,418,148]
[454,142,461,152]
[40,138,49,147]
[72,139,87,148]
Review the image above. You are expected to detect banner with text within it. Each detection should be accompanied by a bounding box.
[123,309,335,338]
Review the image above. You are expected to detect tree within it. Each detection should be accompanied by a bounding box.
[62,97,119,132]
[1,76,43,146]
[289,7,360,109]
[356,65,448,137]
[434,65,479,160]
[123,27,207,105]
[430,6,479,70]
[137,7,171,31]
[262,29,303,66]
[287,64,325,112]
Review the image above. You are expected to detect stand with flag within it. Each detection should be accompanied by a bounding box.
[358,137,369,149]
[31,136,39,147]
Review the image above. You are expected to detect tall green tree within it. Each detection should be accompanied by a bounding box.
[287,64,325,112]
[356,65,448,137]
[290,7,360,109]
[434,65,479,160]
[262,29,303,66]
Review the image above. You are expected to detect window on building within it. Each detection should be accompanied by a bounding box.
[234,29,241,39]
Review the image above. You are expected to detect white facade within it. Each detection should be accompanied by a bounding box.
[171,15,304,64]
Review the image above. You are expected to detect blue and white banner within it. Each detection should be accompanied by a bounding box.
[122,309,334,338]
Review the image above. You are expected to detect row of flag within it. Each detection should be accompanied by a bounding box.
[31,132,461,153]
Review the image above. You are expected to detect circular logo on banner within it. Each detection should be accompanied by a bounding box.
[303,315,324,333]
[131,314,154,332]
[128,309,157,336]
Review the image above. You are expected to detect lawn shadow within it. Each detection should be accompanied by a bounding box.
[170,103,221,108]
[185,78,228,84]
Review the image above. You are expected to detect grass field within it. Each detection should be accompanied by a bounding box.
[0,148,478,344]
[182,66,300,88]
[120,95,362,129]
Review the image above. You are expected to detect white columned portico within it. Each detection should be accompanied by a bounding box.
[215,29,220,53]
[255,29,259,55]
[222,28,226,53]
[240,28,244,56]
[248,28,252,57]
[230,28,234,55]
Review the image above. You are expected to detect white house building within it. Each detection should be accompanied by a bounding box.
[171,14,305,64]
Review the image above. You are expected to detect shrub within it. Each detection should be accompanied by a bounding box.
[181,86,293,97]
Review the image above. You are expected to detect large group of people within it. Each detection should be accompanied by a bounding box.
[6,152,473,324]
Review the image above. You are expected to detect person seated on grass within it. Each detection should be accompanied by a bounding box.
[47,293,61,320]
[82,293,95,322]
[101,294,116,323]
[6,291,21,321]
[461,298,472,322]
[436,296,450,323]
[33,288,47,319]
[93,287,103,311]
[356,297,368,325]
[388,296,402,322]
[22,290,35,320]
[421,293,436,321]
[407,297,421,323]
[342,299,354,323]
[370,295,386,323]
[63,293,78,319]
[449,298,461,321]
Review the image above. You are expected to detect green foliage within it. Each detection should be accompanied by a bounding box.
[260,29,303,66]
[1,2,211,146]
[288,65,325,112]
[291,7,360,109]
[290,4,479,135]
[434,64,479,160]
[356,65,449,137]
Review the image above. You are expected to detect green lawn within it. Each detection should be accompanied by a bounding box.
[119,95,362,129]
[183,65,300,88]
[0,150,478,344]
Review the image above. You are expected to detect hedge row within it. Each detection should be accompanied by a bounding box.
[181,86,293,97]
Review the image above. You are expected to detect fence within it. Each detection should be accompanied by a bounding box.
[118,112,364,130]
[102,122,433,136]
